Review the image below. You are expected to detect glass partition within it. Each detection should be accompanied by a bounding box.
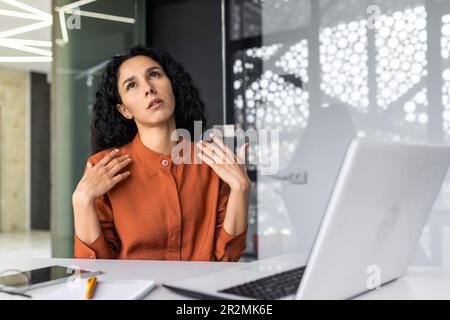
[227,0,450,266]
[51,0,146,257]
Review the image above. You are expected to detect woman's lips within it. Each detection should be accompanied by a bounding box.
[147,100,163,109]
[149,102,162,109]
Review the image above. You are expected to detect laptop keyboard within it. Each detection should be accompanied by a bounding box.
[219,265,306,300]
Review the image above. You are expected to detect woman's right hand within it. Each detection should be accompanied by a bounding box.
[73,148,132,206]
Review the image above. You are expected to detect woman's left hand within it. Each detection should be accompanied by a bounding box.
[197,134,251,192]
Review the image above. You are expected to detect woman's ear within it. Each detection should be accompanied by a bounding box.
[116,104,133,120]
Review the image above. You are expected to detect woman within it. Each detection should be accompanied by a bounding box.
[72,45,250,261]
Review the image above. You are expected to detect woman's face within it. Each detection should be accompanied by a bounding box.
[116,55,176,127]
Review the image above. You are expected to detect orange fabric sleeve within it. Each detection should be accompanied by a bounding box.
[73,194,121,259]
[214,180,248,262]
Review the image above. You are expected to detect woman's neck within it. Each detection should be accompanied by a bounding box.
[137,117,178,156]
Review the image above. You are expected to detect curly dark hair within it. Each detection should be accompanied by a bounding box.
[91,45,207,154]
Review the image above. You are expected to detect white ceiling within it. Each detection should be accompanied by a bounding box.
[0,0,52,75]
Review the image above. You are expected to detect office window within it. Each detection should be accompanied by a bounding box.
[226,0,450,266]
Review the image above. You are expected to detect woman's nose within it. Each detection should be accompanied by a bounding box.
[145,86,157,96]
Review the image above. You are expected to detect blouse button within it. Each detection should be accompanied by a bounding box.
[161,159,170,167]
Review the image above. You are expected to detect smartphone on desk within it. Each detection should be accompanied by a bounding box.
[0,265,101,292]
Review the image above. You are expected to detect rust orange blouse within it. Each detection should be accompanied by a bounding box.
[74,133,247,261]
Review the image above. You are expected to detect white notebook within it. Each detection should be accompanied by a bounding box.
[42,278,156,300]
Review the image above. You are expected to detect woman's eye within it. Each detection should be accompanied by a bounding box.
[148,72,159,79]
[127,82,136,90]
[125,72,159,91]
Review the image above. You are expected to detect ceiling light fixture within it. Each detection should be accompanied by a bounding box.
[0,38,52,47]
[58,8,135,24]
[0,8,48,20]
[60,0,97,12]
[57,8,68,44]
[0,0,51,20]
[0,0,52,63]
[0,0,136,63]
[0,20,52,38]
[55,0,135,45]
[0,39,52,56]
[0,56,52,62]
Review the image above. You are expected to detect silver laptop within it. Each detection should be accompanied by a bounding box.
[163,139,450,300]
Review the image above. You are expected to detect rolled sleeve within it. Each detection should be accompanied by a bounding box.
[215,225,247,262]
[73,193,120,259]
[214,179,248,262]
[74,233,115,259]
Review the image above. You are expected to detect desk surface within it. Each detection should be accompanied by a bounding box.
[0,258,449,300]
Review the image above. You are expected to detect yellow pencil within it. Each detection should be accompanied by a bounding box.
[85,276,97,300]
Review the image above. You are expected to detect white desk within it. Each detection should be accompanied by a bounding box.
[0,258,449,300]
